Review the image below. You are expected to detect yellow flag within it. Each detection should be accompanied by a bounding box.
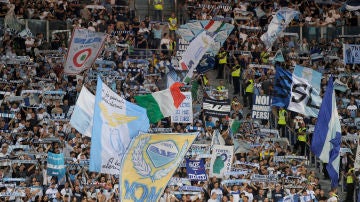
[120,132,197,202]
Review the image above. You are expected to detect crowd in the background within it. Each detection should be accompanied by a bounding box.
[0,0,358,201]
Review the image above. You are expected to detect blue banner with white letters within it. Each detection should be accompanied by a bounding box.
[186,159,207,181]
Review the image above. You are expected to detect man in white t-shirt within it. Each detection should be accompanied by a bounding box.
[160,33,170,50]
[327,190,338,202]
[210,182,223,201]
[45,183,59,199]
[229,185,241,202]
[243,186,254,202]
[208,192,219,202]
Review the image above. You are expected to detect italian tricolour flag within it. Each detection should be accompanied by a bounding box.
[134,82,186,123]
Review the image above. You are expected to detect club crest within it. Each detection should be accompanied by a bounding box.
[132,136,188,182]
[146,141,178,168]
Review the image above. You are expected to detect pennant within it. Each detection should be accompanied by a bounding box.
[186,159,207,181]
[64,29,107,75]
[273,49,285,63]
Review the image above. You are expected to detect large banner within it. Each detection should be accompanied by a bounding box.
[186,159,207,181]
[252,95,271,119]
[287,74,321,117]
[90,77,150,174]
[47,152,65,178]
[272,67,321,117]
[171,92,193,123]
[64,29,107,75]
[203,98,231,117]
[120,132,197,202]
[210,145,233,178]
[343,44,360,64]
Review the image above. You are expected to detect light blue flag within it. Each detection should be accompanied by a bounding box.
[310,77,341,188]
[70,86,95,137]
[273,49,285,63]
[333,79,349,92]
[294,65,322,93]
[90,77,150,174]
[47,152,66,178]
[260,7,299,49]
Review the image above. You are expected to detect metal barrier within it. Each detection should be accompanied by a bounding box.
[0,18,69,43]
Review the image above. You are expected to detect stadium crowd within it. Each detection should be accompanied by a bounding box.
[0,0,358,201]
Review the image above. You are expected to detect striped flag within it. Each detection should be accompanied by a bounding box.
[134,82,186,123]
[204,20,223,33]
[310,77,341,188]
[310,52,324,62]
